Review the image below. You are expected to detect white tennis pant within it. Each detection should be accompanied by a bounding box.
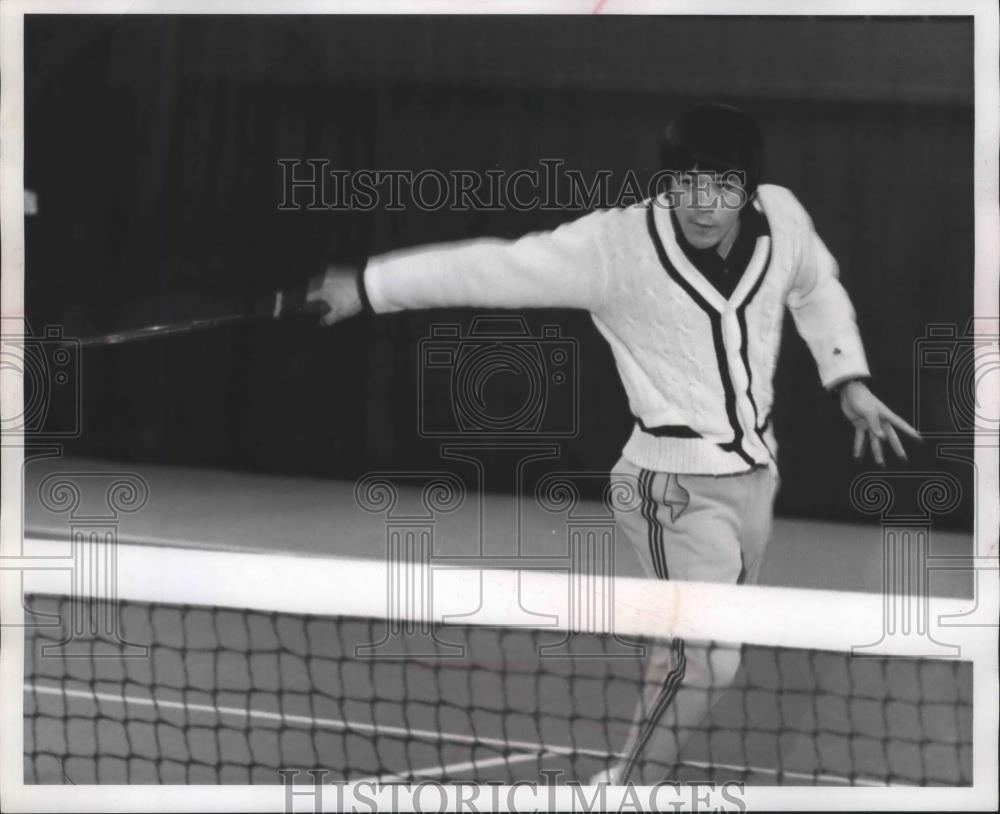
[610,455,779,783]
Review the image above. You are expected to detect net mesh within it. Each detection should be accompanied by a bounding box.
[22,546,973,787]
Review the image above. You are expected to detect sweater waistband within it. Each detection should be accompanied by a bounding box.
[622,422,776,475]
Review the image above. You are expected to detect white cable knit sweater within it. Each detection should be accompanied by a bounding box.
[363,184,870,474]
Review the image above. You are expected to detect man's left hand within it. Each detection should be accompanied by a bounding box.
[838,380,922,466]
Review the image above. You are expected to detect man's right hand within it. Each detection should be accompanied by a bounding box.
[306,263,364,327]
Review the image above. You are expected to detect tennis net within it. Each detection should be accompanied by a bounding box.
[21,538,973,786]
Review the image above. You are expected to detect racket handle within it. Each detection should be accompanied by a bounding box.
[271,281,331,319]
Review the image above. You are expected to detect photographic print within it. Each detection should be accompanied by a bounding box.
[1,2,996,811]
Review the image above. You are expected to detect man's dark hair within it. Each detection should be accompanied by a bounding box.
[660,103,764,197]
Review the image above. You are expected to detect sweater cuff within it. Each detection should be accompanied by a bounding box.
[828,374,871,395]
[814,332,870,390]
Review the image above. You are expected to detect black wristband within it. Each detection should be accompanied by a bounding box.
[355,258,372,315]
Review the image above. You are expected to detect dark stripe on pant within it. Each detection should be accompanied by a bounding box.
[638,469,667,580]
[651,478,668,580]
[621,638,688,783]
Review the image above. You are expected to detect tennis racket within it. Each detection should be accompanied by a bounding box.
[73,281,330,348]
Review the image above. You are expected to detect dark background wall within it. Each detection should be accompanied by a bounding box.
[25,15,975,527]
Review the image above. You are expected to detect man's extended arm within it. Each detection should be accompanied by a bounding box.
[787,222,920,465]
[786,228,870,390]
[308,210,611,323]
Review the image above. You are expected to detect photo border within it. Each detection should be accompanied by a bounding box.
[2,1,997,811]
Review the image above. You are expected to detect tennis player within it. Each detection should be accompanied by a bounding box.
[307,103,921,784]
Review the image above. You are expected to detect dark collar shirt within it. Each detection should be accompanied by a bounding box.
[669,206,770,300]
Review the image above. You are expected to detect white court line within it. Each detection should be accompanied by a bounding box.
[25,681,902,787]
[359,751,546,783]
[25,681,615,760]
[673,758,902,788]
[394,752,899,787]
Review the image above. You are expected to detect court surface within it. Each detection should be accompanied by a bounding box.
[21,457,974,785]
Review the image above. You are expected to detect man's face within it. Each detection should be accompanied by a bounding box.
[669,170,746,251]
